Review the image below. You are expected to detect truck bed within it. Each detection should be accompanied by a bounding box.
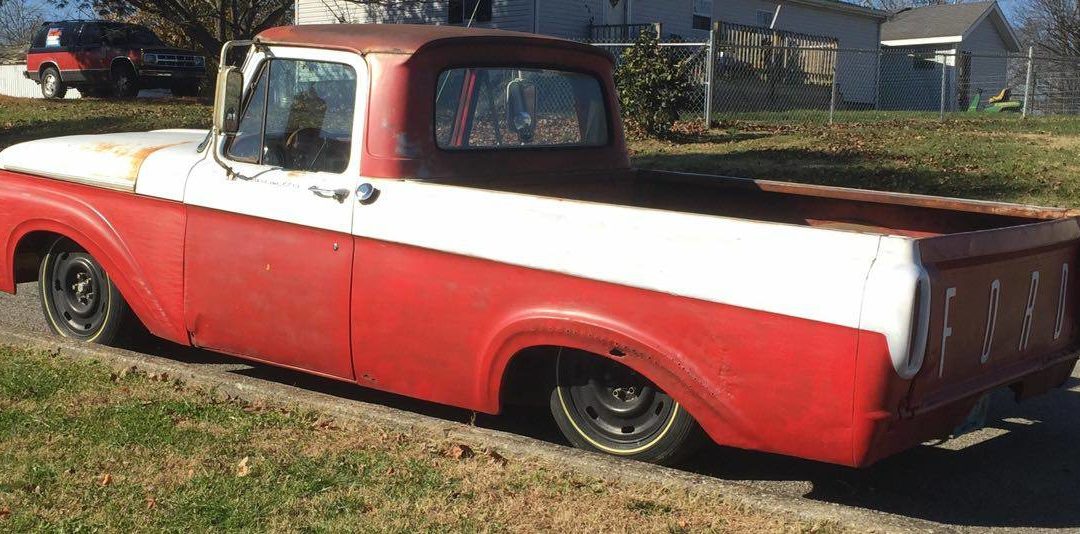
[463,168,1076,238]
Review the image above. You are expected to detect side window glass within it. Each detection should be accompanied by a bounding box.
[79,24,102,47]
[263,60,356,173]
[31,27,48,49]
[225,64,270,163]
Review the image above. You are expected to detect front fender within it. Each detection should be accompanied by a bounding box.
[0,173,188,343]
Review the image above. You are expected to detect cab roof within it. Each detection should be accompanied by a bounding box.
[255,24,612,62]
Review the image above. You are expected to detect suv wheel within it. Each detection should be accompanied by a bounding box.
[40,67,67,99]
[111,64,139,98]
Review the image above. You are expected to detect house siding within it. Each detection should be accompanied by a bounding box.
[632,0,697,40]
[960,17,1010,106]
[879,45,956,111]
[297,0,533,32]
[538,0,601,38]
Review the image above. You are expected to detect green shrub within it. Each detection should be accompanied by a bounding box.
[613,31,695,137]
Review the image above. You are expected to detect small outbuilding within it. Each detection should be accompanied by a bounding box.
[878,1,1022,111]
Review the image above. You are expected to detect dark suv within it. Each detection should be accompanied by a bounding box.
[25,20,206,99]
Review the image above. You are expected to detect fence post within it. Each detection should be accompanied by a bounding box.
[1022,46,1034,118]
[939,53,947,121]
[829,49,838,124]
[704,24,717,129]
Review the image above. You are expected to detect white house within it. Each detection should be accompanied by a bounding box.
[879,1,1022,111]
[296,0,882,47]
[296,0,885,106]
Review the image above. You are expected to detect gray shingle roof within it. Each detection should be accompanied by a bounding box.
[881,1,994,42]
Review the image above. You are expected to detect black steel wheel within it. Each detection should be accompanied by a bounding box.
[40,66,67,99]
[39,238,131,344]
[549,350,704,465]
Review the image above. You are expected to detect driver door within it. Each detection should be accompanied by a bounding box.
[182,47,366,379]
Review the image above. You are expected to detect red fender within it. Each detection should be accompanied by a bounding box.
[0,172,188,343]
[477,312,724,446]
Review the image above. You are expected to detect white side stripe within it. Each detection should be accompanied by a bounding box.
[351,178,885,328]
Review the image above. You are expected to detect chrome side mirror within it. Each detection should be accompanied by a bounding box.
[506,78,537,143]
[213,66,243,135]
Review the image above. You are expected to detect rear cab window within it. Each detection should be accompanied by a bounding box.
[434,68,609,150]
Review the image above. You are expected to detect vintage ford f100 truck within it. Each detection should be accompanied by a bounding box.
[1,25,1078,467]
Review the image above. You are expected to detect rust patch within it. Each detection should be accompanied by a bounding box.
[80,141,186,182]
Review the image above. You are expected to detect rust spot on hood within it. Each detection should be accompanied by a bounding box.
[81,141,186,181]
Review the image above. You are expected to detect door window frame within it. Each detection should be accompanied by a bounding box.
[217,45,368,178]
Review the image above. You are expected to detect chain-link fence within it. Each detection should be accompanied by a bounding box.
[594,36,1080,126]
[592,41,712,122]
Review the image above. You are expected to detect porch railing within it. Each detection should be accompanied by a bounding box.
[587,23,661,44]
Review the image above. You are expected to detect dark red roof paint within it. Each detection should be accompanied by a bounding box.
[256,23,613,61]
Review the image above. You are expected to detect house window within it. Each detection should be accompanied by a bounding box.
[692,0,712,30]
[756,9,774,28]
[449,0,492,24]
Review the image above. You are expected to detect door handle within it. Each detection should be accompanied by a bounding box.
[308,185,350,203]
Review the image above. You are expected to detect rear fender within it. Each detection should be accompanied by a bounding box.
[479,312,717,434]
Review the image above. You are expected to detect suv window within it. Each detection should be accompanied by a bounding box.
[34,23,73,49]
[78,23,103,47]
[31,26,48,48]
[225,58,357,173]
[435,68,609,150]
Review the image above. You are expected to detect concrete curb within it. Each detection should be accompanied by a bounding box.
[0,328,950,533]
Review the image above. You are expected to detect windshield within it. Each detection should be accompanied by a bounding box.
[435,68,609,150]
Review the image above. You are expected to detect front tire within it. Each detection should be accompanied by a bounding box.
[549,350,704,465]
[39,238,131,344]
[111,64,139,98]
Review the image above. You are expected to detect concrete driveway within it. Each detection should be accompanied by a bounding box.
[3,282,1079,532]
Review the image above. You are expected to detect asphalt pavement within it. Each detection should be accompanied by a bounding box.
[4,282,1080,532]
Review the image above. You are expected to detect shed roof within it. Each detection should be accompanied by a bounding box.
[881,1,1021,51]
[256,24,610,60]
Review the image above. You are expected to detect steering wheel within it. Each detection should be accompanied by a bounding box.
[284,127,328,172]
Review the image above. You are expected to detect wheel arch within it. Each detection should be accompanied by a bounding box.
[5,217,181,343]
[110,57,137,75]
[38,62,61,80]
[479,313,718,432]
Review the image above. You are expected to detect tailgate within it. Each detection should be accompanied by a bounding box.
[907,217,1080,415]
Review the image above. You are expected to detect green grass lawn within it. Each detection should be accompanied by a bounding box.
[0,347,819,532]
[636,115,1080,207]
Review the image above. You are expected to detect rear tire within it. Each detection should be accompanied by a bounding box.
[40,67,67,99]
[38,238,131,344]
[549,350,704,466]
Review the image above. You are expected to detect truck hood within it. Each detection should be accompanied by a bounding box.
[0,130,207,192]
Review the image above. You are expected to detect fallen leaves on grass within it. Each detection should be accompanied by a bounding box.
[236,457,251,478]
[444,443,474,460]
[99,473,112,487]
[0,506,10,519]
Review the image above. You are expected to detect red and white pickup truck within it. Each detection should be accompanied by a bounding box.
[1,25,1078,467]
